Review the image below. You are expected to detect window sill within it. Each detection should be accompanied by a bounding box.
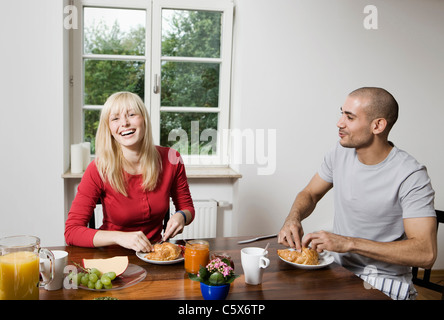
[61,166,242,180]
[185,166,242,179]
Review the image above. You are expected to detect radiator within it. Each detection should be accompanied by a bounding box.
[170,199,218,240]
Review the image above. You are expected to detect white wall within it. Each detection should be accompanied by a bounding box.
[0,0,68,246]
[231,0,444,267]
[1,0,443,269]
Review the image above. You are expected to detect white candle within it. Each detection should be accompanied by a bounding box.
[71,144,83,174]
[82,142,91,170]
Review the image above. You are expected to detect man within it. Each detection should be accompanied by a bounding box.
[278,87,437,300]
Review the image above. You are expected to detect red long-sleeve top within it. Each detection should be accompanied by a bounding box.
[64,146,194,247]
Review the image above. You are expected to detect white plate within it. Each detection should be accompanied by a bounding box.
[136,251,184,265]
[278,250,334,270]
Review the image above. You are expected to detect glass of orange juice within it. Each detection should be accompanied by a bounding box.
[184,240,210,274]
[0,235,55,300]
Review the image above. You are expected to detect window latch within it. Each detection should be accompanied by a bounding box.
[153,74,159,94]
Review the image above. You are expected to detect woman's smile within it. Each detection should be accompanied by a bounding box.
[120,129,136,137]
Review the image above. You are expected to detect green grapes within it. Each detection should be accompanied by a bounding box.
[95,280,103,290]
[68,264,119,290]
[100,275,111,286]
[88,273,98,283]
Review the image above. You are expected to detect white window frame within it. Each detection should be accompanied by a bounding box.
[71,0,234,166]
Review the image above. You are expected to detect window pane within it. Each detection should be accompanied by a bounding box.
[160,112,218,155]
[161,61,219,108]
[83,109,101,154]
[84,59,145,105]
[84,7,146,56]
[162,9,221,58]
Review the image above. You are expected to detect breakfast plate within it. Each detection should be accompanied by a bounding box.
[278,250,334,270]
[78,263,147,291]
[136,251,184,265]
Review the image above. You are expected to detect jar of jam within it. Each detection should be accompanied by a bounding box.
[184,240,210,274]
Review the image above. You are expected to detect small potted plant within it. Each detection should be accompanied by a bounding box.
[189,257,239,300]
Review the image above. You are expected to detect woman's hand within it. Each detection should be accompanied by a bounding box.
[115,231,154,252]
[93,230,153,252]
[162,212,187,241]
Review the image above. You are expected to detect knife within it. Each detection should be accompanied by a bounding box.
[237,234,277,244]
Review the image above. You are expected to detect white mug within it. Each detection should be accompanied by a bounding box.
[40,250,68,290]
[241,247,270,285]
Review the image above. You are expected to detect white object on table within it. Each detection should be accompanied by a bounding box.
[82,142,91,170]
[71,144,83,174]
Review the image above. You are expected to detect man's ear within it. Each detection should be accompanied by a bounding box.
[372,118,387,135]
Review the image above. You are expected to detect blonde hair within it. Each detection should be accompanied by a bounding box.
[95,92,161,196]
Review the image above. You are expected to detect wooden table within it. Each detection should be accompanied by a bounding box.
[39,236,390,301]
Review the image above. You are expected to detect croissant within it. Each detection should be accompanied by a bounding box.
[278,247,319,265]
[145,242,181,261]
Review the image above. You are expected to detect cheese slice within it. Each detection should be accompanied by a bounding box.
[82,256,129,276]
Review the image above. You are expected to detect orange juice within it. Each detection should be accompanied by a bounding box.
[0,251,40,300]
[184,240,209,274]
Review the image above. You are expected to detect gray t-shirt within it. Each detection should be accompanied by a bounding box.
[318,142,435,279]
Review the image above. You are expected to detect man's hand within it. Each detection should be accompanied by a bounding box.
[278,217,304,251]
[302,230,352,253]
[278,173,332,250]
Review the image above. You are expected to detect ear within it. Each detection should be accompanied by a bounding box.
[372,118,387,135]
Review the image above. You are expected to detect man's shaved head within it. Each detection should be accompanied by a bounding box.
[348,87,399,133]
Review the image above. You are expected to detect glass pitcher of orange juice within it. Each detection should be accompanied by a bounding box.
[0,235,55,300]
[184,240,209,274]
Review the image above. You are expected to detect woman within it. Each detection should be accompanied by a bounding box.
[65,92,195,252]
